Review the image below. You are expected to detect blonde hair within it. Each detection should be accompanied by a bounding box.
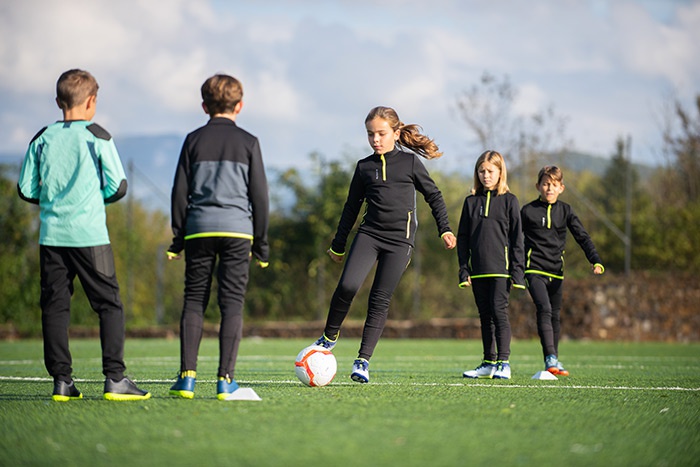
[472,150,509,195]
[56,69,98,110]
[536,165,563,185]
[201,74,243,115]
[365,106,442,159]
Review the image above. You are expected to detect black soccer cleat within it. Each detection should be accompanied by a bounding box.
[103,377,151,401]
[52,380,83,402]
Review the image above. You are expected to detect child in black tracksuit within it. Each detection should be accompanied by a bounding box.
[313,106,456,383]
[457,150,524,380]
[168,74,269,400]
[521,166,604,376]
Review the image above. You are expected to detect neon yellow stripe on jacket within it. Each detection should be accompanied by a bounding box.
[525,269,564,280]
[470,273,511,279]
[184,232,254,241]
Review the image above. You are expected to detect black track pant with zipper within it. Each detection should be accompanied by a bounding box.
[180,237,251,378]
[323,232,412,361]
[526,273,564,358]
[471,277,512,362]
[40,245,127,382]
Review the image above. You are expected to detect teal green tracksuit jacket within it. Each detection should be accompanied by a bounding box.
[17,120,127,247]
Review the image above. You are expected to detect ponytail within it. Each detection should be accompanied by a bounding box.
[365,106,442,159]
[398,123,442,160]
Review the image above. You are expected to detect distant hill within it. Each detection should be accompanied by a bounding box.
[116,134,183,212]
[556,151,655,181]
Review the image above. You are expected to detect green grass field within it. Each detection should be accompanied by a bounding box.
[1,337,698,466]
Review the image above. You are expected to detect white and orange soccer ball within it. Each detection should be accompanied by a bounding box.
[294,345,337,387]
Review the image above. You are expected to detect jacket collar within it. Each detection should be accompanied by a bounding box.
[375,147,400,158]
[208,116,237,126]
[536,197,558,206]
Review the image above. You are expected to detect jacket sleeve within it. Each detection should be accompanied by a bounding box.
[249,138,270,263]
[17,127,47,204]
[456,197,471,284]
[168,139,191,255]
[412,156,452,237]
[92,128,127,204]
[567,206,602,266]
[508,194,525,287]
[330,163,365,255]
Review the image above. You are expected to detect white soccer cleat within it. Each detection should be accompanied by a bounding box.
[493,361,511,380]
[463,361,497,379]
[350,358,369,383]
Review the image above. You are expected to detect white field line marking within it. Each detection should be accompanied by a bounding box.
[3,354,698,365]
[0,355,700,368]
[5,354,698,362]
[1,375,698,391]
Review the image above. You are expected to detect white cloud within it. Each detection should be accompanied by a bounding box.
[512,84,548,116]
[612,1,700,91]
[1,0,698,169]
[248,71,305,120]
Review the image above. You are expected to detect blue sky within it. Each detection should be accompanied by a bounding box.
[1,0,698,172]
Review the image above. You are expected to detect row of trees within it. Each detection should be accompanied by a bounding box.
[1,78,698,336]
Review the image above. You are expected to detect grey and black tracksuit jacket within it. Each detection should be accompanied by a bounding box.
[168,117,269,263]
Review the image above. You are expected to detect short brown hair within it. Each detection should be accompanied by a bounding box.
[56,69,99,110]
[201,74,243,115]
[536,166,564,185]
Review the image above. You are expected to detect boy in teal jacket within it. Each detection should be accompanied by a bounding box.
[18,69,150,401]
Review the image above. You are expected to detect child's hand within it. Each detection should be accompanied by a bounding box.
[459,276,472,288]
[592,264,604,275]
[327,249,344,263]
[442,232,457,250]
[167,251,182,261]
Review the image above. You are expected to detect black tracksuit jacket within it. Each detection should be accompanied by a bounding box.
[520,198,602,279]
[330,148,451,254]
[457,190,525,287]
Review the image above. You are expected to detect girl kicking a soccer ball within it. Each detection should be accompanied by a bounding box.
[312,106,456,383]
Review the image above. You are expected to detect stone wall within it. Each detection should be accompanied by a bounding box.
[2,273,696,342]
[244,273,700,342]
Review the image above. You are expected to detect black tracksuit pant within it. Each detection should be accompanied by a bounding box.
[526,274,564,358]
[324,232,412,361]
[40,245,127,382]
[471,277,512,361]
[180,237,250,378]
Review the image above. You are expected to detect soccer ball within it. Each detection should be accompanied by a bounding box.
[294,345,337,387]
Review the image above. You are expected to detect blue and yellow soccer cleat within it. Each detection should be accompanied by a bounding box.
[216,375,239,400]
[52,380,83,402]
[170,371,196,399]
[104,377,151,401]
[314,333,338,351]
[463,360,497,379]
